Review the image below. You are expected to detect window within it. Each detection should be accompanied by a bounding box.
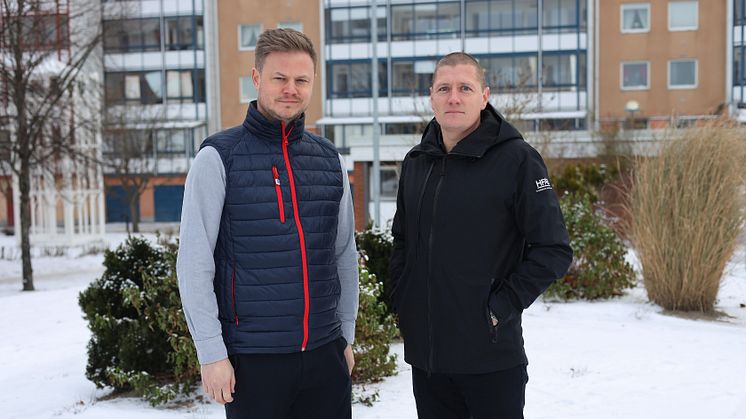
[103,18,160,52]
[105,70,204,105]
[167,70,193,99]
[278,21,303,32]
[8,14,70,51]
[166,16,204,50]
[156,129,189,154]
[465,0,539,36]
[239,76,257,103]
[327,6,386,43]
[668,1,698,31]
[542,53,576,87]
[327,61,386,98]
[621,62,649,90]
[392,60,435,96]
[482,54,538,89]
[543,0,578,30]
[668,59,697,89]
[374,164,400,201]
[239,24,261,50]
[107,72,163,104]
[514,0,539,31]
[392,2,460,40]
[621,4,650,33]
[737,0,745,25]
[384,123,420,135]
[0,130,10,161]
[735,46,745,86]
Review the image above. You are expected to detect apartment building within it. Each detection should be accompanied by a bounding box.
[320,0,592,228]
[0,0,105,243]
[733,0,746,119]
[211,0,323,131]
[597,0,727,129]
[101,0,208,224]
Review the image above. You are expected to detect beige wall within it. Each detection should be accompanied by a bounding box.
[216,0,322,130]
[599,0,726,121]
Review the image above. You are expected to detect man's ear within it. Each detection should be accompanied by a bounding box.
[251,68,260,89]
[482,86,490,109]
[429,86,436,113]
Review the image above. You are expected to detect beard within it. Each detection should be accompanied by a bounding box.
[257,96,306,124]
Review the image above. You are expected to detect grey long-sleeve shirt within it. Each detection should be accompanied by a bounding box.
[176,146,359,365]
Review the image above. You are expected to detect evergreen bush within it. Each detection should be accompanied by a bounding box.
[355,224,395,313]
[545,194,636,300]
[79,236,198,405]
[351,266,398,386]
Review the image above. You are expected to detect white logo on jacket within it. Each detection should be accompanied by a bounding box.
[535,178,552,192]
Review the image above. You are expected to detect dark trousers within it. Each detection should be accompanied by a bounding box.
[225,337,351,419]
[412,364,528,419]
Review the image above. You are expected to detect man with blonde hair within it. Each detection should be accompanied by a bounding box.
[390,52,572,418]
[177,28,358,418]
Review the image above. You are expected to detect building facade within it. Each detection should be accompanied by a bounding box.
[320,0,592,228]
[101,0,209,224]
[211,0,323,131]
[733,0,746,119]
[0,0,105,244]
[598,0,727,130]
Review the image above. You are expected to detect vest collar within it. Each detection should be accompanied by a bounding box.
[242,101,305,144]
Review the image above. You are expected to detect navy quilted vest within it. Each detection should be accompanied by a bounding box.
[201,102,344,354]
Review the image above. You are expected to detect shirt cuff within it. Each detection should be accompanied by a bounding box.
[194,334,229,365]
[341,320,355,346]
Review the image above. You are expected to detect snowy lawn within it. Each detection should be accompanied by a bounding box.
[0,238,744,419]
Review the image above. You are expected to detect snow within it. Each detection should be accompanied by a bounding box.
[0,236,744,419]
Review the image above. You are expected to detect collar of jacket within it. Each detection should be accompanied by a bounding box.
[412,103,523,159]
[242,100,305,144]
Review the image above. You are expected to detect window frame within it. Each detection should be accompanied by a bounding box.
[620,3,651,34]
[668,59,698,89]
[238,23,262,51]
[620,61,650,90]
[668,1,698,32]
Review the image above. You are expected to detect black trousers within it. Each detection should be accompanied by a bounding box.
[225,337,351,419]
[412,364,528,419]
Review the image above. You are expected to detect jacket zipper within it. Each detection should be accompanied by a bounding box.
[272,165,285,223]
[426,157,447,374]
[232,261,238,326]
[280,121,310,351]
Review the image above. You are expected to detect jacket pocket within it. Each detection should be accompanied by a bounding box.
[272,165,285,223]
[486,278,498,343]
[231,261,238,326]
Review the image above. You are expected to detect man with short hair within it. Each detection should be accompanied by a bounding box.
[389,52,573,419]
[177,28,358,419]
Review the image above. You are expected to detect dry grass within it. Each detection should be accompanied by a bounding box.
[628,123,746,312]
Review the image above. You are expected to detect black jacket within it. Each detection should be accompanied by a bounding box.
[389,104,572,374]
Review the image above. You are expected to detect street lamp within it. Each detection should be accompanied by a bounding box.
[624,100,640,129]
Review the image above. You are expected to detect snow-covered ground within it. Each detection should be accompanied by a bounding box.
[0,235,744,419]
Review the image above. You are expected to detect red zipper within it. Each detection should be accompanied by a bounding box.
[281,121,310,351]
[231,262,238,326]
[272,165,285,223]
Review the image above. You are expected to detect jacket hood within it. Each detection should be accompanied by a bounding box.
[411,103,523,159]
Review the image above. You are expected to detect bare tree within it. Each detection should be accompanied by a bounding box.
[100,105,164,233]
[0,0,102,291]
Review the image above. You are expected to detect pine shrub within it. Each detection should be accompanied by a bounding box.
[78,236,198,405]
[355,225,395,314]
[551,162,617,203]
[351,266,398,385]
[545,194,636,300]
